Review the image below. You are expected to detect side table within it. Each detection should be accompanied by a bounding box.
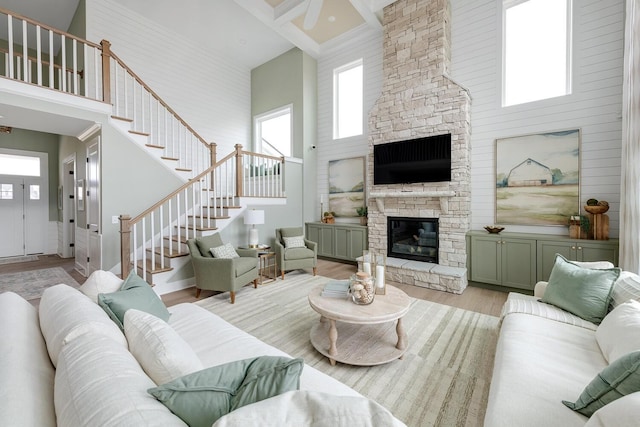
[258,251,276,285]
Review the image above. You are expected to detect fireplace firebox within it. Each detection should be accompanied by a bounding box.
[387,217,439,263]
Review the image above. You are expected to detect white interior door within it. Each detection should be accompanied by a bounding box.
[24,176,47,254]
[0,177,25,257]
[87,138,101,274]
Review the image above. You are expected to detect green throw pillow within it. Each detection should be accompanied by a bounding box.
[148,356,303,427]
[98,271,170,330]
[563,350,640,417]
[541,254,620,324]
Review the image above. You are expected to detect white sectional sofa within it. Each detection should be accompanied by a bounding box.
[0,271,405,427]
[484,259,640,427]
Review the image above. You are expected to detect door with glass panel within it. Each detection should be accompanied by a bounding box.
[0,177,25,257]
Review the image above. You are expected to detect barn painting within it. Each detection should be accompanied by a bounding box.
[496,130,580,226]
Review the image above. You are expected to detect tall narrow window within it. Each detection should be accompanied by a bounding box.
[333,59,363,139]
[503,0,572,106]
[255,106,292,157]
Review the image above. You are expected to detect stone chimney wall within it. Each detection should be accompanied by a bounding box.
[367,0,472,293]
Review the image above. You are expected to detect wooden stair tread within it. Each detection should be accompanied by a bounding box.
[175,167,192,172]
[146,247,189,258]
[136,259,173,274]
[129,130,150,136]
[161,156,179,161]
[111,115,133,122]
[177,224,219,231]
[188,214,230,220]
[145,144,165,149]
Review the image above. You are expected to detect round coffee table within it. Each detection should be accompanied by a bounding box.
[308,283,411,366]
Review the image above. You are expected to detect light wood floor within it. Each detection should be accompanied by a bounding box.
[1,255,508,317]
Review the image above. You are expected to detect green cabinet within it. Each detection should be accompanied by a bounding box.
[537,238,619,281]
[306,222,368,262]
[469,234,536,290]
[467,231,620,290]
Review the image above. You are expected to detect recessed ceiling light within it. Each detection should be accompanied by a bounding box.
[328,16,336,23]
[238,38,247,46]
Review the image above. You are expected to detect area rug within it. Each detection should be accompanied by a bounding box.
[0,267,81,301]
[195,272,500,427]
[0,255,39,265]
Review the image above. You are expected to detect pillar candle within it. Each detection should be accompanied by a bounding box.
[363,262,371,275]
[375,265,385,288]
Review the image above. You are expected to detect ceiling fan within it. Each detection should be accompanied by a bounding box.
[303,0,323,30]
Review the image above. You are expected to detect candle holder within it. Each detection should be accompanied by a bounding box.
[374,252,386,295]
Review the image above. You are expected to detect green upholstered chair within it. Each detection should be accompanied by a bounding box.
[275,227,317,280]
[186,233,258,304]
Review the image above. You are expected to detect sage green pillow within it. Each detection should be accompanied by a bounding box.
[541,254,620,324]
[148,356,303,427]
[98,271,170,330]
[563,350,640,417]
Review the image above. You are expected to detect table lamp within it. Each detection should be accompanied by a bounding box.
[244,209,265,248]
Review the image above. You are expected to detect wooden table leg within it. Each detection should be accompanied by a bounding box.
[328,319,338,366]
[396,317,407,359]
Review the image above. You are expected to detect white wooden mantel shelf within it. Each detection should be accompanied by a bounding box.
[370,191,456,214]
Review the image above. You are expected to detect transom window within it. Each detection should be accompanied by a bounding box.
[0,153,41,177]
[333,59,363,139]
[255,106,292,157]
[503,0,572,106]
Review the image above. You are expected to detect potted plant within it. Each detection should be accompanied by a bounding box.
[323,211,336,224]
[356,206,368,226]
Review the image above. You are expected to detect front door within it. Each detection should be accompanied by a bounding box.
[0,177,25,257]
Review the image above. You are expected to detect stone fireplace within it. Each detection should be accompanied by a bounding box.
[366,0,471,294]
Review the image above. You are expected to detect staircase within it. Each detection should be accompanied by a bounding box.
[0,7,286,288]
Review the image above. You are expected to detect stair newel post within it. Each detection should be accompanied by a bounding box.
[235,144,244,197]
[280,156,285,197]
[209,142,217,185]
[100,39,112,104]
[119,214,131,279]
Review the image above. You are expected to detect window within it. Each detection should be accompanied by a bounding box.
[0,153,40,176]
[503,0,572,106]
[29,184,40,200]
[333,59,363,139]
[255,106,291,157]
[0,184,12,200]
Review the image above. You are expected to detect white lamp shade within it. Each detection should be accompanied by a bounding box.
[244,209,265,225]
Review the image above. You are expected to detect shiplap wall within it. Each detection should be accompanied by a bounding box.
[85,0,250,156]
[316,28,383,222]
[450,0,625,237]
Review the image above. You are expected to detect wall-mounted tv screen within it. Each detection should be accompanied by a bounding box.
[373,133,451,185]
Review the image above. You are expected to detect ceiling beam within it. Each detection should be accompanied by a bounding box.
[350,0,382,29]
[273,0,309,25]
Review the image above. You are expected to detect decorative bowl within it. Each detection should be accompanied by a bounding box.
[584,205,609,215]
[484,226,505,234]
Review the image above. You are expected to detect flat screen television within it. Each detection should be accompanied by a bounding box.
[373,134,451,185]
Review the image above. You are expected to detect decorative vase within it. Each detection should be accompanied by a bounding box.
[350,272,375,305]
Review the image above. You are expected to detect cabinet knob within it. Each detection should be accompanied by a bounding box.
[571,246,576,250]
[577,246,582,250]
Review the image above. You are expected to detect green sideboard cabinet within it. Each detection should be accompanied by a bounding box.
[306,222,368,262]
[468,232,537,290]
[467,231,620,291]
[537,238,619,282]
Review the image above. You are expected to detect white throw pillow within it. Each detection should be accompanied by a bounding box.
[596,299,640,363]
[283,235,306,249]
[210,243,239,259]
[124,309,203,385]
[610,271,640,309]
[584,391,640,427]
[80,270,124,303]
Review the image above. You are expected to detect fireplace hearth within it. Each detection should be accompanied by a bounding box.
[388,217,438,264]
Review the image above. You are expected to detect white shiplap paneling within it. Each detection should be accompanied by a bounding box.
[316,27,383,220]
[85,0,251,156]
[451,0,624,237]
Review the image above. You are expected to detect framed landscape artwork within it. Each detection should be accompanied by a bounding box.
[495,129,580,226]
[328,157,365,217]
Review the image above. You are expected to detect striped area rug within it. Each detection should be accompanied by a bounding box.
[195,272,500,427]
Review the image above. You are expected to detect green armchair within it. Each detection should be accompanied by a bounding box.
[275,227,317,280]
[187,233,259,304]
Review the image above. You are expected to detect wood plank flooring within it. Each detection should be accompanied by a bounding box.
[0,255,508,317]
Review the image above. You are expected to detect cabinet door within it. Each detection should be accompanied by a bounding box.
[347,227,367,260]
[537,240,576,282]
[317,227,334,257]
[577,242,619,265]
[334,227,350,260]
[470,236,501,285]
[306,224,320,248]
[501,238,537,290]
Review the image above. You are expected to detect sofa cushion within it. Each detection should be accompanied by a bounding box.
[596,300,640,363]
[563,350,640,417]
[124,309,203,385]
[541,254,620,324]
[283,235,306,248]
[584,391,640,427]
[210,243,239,259]
[148,356,304,427]
[80,269,123,303]
[98,271,170,330]
[610,271,640,309]
[502,292,597,331]
[54,333,186,426]
[0,292,56,427]
[285,247,315,261]
[234,256,257,276]
[39,284,127,367]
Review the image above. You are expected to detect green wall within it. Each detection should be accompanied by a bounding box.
[0,128,59,221]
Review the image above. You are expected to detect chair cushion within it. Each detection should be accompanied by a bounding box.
[235,257,257,276]
[196,234,224,258]
[284,247,315,261]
